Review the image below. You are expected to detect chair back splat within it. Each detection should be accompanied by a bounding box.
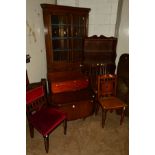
[26,86,46,116]
[98,74,117,98]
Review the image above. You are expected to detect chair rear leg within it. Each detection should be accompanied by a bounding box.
[29,123,34,138]
[102,109,107,128]
[95,102,99,115]
[63,119,67,135]
[120,106,126,125]
[44,135,49,153]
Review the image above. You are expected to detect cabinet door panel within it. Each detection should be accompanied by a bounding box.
[41,4,90,70]
[51,15,71,62]
[72,15,86,61]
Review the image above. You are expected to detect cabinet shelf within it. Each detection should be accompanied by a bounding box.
[52,37,83,40]
[52,24,84,27]
[53,48,71,52]
[53,49,82,52]
[52,24,71,26]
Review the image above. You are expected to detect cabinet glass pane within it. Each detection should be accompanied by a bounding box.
[52,39,70,61]
[72,16,85,37]
[51,15,70,61]
[72,39,83,61]
[53,50,69,61]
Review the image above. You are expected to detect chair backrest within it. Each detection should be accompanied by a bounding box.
[97,74,117,99]
[26,85,47,117]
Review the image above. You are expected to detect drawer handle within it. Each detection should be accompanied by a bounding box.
[72,105,75,108]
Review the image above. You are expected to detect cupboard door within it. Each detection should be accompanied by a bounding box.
[72,15,86,62]
[51,14,71,62]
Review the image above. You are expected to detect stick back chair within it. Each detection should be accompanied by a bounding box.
[97,74,127,128]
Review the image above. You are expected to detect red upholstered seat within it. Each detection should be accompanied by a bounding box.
[26,79,67,153]
[28,107,66,136]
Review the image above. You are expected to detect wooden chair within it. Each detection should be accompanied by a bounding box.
[82,63,115,115]
[26,80,67,153]
[97,74,127,128]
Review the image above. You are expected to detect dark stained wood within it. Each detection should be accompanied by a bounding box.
[83,35,117,64]
[48,70,95,121]
[41,4,90,72]
[41,4,94,121]
[82,35,117,93]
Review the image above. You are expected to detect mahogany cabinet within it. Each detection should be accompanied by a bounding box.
[41,4,94,120]
[41,4,90,72]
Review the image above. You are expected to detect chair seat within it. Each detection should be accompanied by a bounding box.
[99,97,127,110]
[28,107,66,136]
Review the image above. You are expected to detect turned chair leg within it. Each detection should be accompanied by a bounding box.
[63,119,67,135]
[120,106,126,125]
[44,135,49,153]
[102,109,107,128]
[29,123,34,138]
[95,102,99,115]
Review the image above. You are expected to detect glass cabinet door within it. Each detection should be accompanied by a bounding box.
[51,15,71,62]
[51,14,86,62]
[72,15,86,62]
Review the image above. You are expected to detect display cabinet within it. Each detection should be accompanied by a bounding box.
[41,4,94,121]
[41,4,90,72]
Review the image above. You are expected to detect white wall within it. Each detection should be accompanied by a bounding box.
[116,0,129,66]
[57,0,129,67]
[26,0,56,83]
[57,0,119,37]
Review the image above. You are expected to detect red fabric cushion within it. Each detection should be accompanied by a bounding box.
[51,78,89,93]
[28,107,66,136]
[26,86,44,105]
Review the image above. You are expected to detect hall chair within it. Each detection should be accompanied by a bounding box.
[26,79,67,153]
[82,63,115,115]
[97,74,127,128]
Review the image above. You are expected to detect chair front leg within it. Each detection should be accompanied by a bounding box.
[102,109,107,128]
[63,119,67,135]
[28,123,34,138]
[44,135,49,153]
[95,101,99,115]
[120,106,126,125]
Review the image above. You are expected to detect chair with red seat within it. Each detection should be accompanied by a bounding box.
[26,80,67,153]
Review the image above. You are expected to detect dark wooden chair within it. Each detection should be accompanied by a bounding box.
[26,79,67,153]
[97,74,127,128]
